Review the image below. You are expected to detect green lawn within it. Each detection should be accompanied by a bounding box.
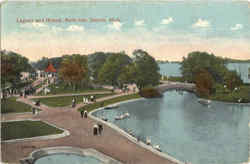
[209,85,250,103]
[79,93,141,112]
[1,120,63,141]
[32,93,115,107]
[36,82,111,95]
[1,97,40,114]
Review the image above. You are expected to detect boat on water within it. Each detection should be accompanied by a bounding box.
[104,104,119,110]
[153,145,161,152]
[115,113,130,120]
[197,99,211,105]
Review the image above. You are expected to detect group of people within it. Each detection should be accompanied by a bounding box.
[82,95,96,104]
[80,110,104,136]
[1,86,36,99]
[80,110,88,118]
[19,86,36,98]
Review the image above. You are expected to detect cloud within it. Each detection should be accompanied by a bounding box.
[192,18,210,28]
[51,26,64,33]
[107,22,123,31]
[20,22,48,29]
[231,24,243,31]
[161,17,174,25]
[66,25,84,32]
[134,20,145,26]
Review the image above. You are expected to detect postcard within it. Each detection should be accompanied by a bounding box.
[1,0,250,164]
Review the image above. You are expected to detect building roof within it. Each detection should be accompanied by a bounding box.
[45,63,56,73]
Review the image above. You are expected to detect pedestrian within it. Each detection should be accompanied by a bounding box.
[72,97,76,107]
[80,110,84,118]
[98,123,103,135]
[93,124,98,135]
[83,96,85,104]
[32,107,35,115]
[84,110,88,118]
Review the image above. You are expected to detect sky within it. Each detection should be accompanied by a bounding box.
[1,0,250,61]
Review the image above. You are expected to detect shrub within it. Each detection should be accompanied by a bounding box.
[139,88,162,98]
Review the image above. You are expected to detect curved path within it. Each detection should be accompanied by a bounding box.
[1,91,176,164]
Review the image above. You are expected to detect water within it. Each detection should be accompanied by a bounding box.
[158,62,250,83]
[35,153,101,164]
[159,63,182,77]
[93,91,249,164]
[227,63,250,84]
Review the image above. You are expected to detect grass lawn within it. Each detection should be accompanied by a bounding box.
[1,97,40,114]
[79,93,141,112]
[1,120,63,141]
[209,85,250,103]
[36,82,111,95]
[32,93,115,107]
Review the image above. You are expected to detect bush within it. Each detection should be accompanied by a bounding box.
[139,88,162,98]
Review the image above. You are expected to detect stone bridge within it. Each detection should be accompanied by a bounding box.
[157,81,196,93]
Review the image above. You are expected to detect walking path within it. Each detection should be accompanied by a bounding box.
[1,91,175,164]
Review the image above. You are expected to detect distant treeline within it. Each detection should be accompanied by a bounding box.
[224,58,250,63]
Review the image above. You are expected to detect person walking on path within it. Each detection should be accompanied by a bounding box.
[84,110,88,118]
[98,123,103,135]
[32,107,36,115]
[72,97,76,108]
[80,110,84,118]
[93,124,99,135]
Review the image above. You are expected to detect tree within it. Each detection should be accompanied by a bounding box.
[132,49,160,90]
[58,54,88,90]
[87,52,109,81]
[1,50,33,88]
[195,69,214,98]
[224,71,243,91]
[181,51,228,83]
[118,63,137,86]
[97,52,132,87]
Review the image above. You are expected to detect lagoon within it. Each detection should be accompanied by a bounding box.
[159,63,250,84]
[93,91,249,164]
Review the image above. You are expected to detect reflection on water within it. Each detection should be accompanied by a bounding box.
[93,91,249,164]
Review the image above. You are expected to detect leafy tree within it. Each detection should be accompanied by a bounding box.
[87,52,109,81]
[132,49,160,90]
[118,63,137,86]
[181,51,227,83]
[195,69,214,98]
[224,71,243,91]
[1,50,33,88]
[58,54,88,90]
[97,52,132,87]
